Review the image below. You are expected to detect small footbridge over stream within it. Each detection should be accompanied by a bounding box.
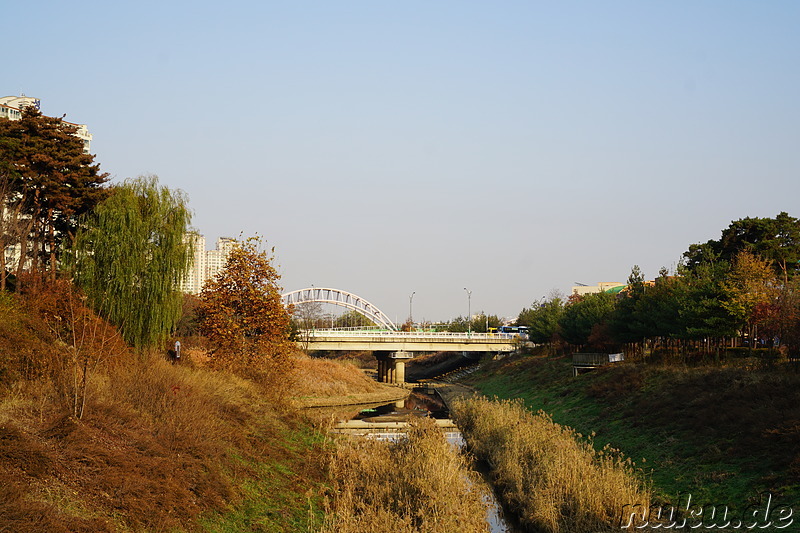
[282,287,519,384]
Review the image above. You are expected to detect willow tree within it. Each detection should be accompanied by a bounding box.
[69,176,192,350]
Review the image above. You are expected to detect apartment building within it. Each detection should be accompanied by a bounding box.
[180,235,237,294]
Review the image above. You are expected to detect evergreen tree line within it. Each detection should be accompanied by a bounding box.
[518,213,800,358]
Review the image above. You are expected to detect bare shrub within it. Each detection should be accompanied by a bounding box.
[452,396,650,532]
[19,278,129,418]
[320,418,489,533]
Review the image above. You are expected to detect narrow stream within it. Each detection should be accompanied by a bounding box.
[329,387,522,533]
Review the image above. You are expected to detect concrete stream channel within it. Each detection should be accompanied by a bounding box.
[316,381,523,533]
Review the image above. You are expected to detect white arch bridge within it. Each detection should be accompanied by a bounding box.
[281,287,520,384]
[281,287,398,331]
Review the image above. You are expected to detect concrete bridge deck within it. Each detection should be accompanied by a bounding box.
[298,329,519,353]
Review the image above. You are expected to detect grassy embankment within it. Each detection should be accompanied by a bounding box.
[463,351,800,509]
[0,288,404,532]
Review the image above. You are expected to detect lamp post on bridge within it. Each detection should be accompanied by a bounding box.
[409,291,415,330]
[464,287,472,336]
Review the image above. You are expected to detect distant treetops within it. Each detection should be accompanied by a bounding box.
[518,213,800,350]
[683,212,800,281]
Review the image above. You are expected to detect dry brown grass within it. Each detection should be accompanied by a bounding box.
[586,364,646,400]
[0,353,290,531]
[0,469,112,533]
[453,396,651,533]
[319,417,489,533]
[0,292,62,386]
[181,346,386,401]
[326,350,377,369]
[0,305,305,533]
[289,353,385,398]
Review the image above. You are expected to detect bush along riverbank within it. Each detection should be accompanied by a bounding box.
[462,352,800,530]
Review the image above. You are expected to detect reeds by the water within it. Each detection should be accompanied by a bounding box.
[319,418,490,533]
[453,396,651,533]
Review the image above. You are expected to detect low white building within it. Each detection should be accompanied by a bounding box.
[571,281,625,297]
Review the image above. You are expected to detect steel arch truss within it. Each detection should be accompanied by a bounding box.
[282,287,397,331]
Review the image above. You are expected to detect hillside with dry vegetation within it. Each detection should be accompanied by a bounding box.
[0,283,403,532]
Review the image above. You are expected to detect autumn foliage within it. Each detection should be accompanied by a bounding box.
[198,237,293,374]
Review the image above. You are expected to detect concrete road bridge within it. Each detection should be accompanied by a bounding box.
[298,329,518,353]
[282,287,521,385]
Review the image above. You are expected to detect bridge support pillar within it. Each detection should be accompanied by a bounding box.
[395,360,405,384]
[375,351,414,385]
[376,354,390,384]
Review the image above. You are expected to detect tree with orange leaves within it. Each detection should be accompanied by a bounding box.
[723,250,779,348]
[198,237,293,374]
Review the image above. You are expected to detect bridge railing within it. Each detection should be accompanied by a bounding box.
[301,329,519,341]
[572,352,625,366]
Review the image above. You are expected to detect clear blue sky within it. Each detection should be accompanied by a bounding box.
[8,1,800,322]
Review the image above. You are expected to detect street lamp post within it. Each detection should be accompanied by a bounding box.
[409,291,415,329]
[464,287,472,336]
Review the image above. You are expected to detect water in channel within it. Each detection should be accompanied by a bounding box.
[330,387,521,533]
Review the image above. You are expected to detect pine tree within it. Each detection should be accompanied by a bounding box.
[0,106,109,282]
